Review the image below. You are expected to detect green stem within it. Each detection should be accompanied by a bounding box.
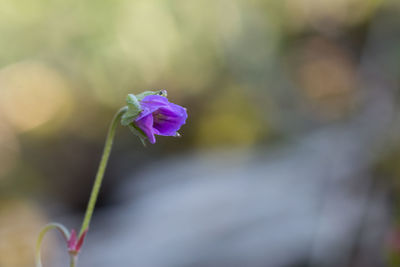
[35,223,70,267]
[79,106,127,237]
[70,255,77,267]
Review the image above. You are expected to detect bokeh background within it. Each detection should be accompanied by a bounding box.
[1,0,400,266]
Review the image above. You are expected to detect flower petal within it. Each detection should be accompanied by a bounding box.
[133,94,187,144]
[135,95,169,121]
[135,114,156,144]
[153,105,187,136]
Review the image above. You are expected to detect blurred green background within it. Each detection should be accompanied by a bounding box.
[1,0,400,266]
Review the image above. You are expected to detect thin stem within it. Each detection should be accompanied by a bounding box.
[35,223,70,267]
[79,106,128,237]
[70,255,77,267]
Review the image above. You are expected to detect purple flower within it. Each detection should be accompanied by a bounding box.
[134,95,187,144]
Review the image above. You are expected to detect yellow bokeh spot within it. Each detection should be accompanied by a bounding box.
[195,88,267,148]
[116,0,180,82]
[0,200,55,267]
[0,118,19,179]
[0,61,73,132]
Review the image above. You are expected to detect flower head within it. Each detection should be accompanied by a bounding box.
[134,95,187,144]
[121,90,187,144]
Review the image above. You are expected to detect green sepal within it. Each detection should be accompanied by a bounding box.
[121,90,167,126]
[128,123,147,146]
[121,94,142,126]
[135,89,167,101]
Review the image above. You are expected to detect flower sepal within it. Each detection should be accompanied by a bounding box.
[120,94,142,126]
[67,229,88,256]
[135,89,167,101]
[127,123,148,146]
[120,90,168,126]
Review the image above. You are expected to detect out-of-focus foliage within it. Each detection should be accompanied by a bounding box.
[0,200,55,267]
[1,0,400,266]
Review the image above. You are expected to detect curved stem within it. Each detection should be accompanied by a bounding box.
[79,106,127,237]
[36,223,70,267]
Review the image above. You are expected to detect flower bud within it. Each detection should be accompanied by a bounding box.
[121,90,187,144]
[67,229,87,256]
